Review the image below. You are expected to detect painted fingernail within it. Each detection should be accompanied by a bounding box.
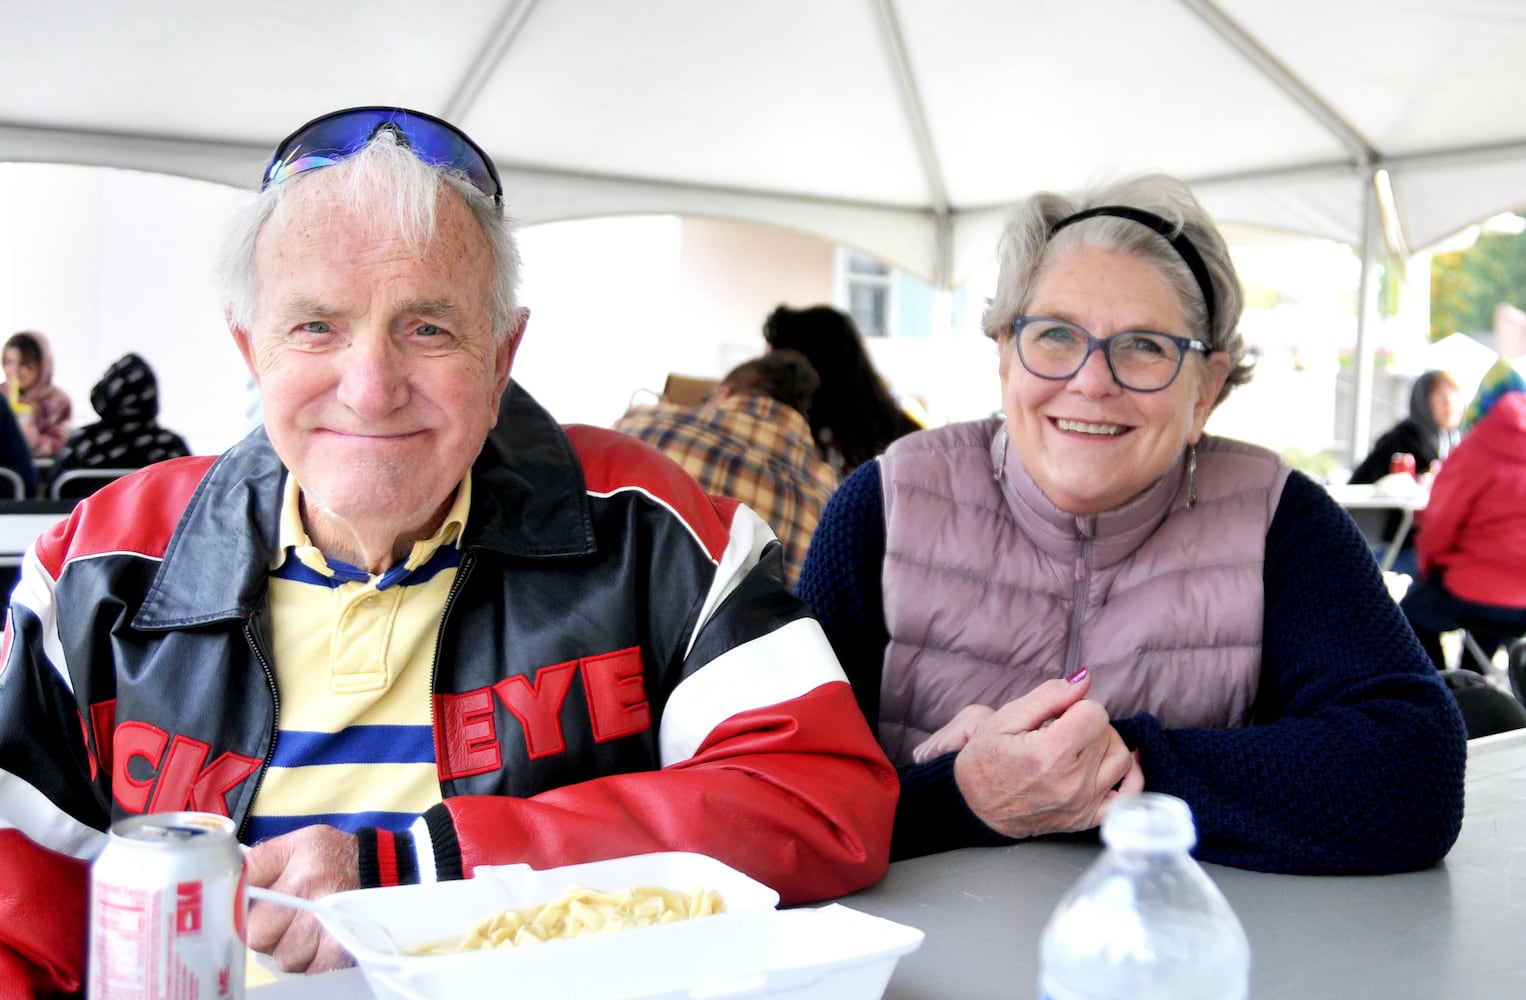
[1068,667,1088,685]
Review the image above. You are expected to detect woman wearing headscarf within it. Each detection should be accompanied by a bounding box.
[1347,370,1464,577]
[797,173,1466,875]
[1401,373,1526,675]
[1,330,73,459]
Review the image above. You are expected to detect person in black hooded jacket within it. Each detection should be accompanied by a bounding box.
[50,352,192,486]
[1347,369,1463,576]
[1350,369,1463,484]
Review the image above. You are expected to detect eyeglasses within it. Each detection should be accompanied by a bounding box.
[1011,316,1209,392]
[261,106,503,206]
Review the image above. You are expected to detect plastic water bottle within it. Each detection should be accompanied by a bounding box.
[1038,793,1250,999]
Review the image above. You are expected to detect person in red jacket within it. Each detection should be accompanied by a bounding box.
[0,107,895,995]
[1402,386,1526,673]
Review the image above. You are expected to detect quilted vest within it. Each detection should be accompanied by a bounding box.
[877,419,1291,765]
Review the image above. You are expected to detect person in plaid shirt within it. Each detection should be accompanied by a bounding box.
[615,350,839,586]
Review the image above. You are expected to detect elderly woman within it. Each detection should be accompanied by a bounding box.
[797,174,1467,874]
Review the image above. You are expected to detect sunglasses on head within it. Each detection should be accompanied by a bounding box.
[261,106,503,206]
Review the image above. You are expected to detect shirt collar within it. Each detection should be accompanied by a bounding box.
[272,473,472,587]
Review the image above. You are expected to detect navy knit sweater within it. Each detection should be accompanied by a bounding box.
[797,460,1467,874]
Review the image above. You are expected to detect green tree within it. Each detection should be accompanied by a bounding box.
[1431,221,1526,341]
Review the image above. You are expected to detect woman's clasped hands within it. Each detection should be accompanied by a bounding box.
[912,668,1144,840]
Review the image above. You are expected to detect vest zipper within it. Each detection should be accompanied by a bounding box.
[1066,528,1092,676]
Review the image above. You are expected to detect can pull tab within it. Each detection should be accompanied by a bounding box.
[247,886,403,957]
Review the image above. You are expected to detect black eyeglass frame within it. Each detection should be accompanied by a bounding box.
[1010,316,1211,393]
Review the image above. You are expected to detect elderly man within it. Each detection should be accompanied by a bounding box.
[0,107,895,991]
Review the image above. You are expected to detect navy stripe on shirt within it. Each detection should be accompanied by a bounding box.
[245,810,420,841]
[270,726,436,767]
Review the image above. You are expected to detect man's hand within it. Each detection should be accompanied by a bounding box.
[952,670,1144,840]
[244,826,361,974]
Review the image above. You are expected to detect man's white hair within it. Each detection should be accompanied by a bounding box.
[219,130,521,341]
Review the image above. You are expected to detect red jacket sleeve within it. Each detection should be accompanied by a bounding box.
[440,681,897,905]
[0,829,88,999]
[1416,448,1476,576]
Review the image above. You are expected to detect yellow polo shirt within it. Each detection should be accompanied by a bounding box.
[244,475,471,842]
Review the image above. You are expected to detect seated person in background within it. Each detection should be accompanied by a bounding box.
[1349,369,1462,484]
[0,329,73,459]
[762,304,922,475]
[797,173,1466,875]
[1459,352,1526,432]
[611,349,839,586]
[0,399,37,498]
[1401,386,1526,675]
[1347,369,1463,576]
[0,106,894,993]
[50,352,193,486]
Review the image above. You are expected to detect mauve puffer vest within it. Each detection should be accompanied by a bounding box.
[877,419,1291,765]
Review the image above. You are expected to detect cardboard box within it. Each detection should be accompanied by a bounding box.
[661,373,721,407]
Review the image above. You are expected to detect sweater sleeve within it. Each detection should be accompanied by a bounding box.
[793,460,1024,859]
[1112,470,1467,874]
[795,459,891,724]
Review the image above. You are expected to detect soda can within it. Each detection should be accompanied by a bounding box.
[1389,452,1417,478]
[89,811,247,1000]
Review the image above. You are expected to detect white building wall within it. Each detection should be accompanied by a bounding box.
[0,163,251,456]
[675,216,836,377]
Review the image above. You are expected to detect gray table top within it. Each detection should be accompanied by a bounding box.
[252,730,1526,999]
[842,728,1526,999]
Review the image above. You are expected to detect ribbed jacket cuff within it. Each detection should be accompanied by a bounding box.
[355,827,422,888]
[423,803,463,881]
[891,751,1017,861]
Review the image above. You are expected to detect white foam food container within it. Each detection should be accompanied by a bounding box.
[314,851,923,1000]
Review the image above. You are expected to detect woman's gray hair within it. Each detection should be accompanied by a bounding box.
[981,173,1252,407]
[219,130,522,341]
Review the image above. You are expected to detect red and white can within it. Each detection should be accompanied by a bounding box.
[89,812,247,1000]
[1389,452,1417,478]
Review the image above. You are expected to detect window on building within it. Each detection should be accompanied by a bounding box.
[839,249,895,337]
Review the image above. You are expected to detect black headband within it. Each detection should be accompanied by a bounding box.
[1048,205,1217,337]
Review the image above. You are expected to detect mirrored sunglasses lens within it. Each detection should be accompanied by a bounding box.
[396,118,497,196]
[263,110,499,201]
[264,111,391,187]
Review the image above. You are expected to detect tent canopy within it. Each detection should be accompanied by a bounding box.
[4,0,1526,286]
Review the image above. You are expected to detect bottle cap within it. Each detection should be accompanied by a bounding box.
[1100,792,1196,852]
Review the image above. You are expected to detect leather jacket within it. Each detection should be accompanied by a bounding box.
[0,382,895,996]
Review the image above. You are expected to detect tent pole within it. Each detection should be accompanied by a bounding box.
[1349,173,1380,468]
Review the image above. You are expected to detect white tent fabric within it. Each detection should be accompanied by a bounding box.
[4,0,1526,288]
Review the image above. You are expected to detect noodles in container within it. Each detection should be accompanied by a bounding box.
[313,852,923,1000]
[413,883,726,953]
